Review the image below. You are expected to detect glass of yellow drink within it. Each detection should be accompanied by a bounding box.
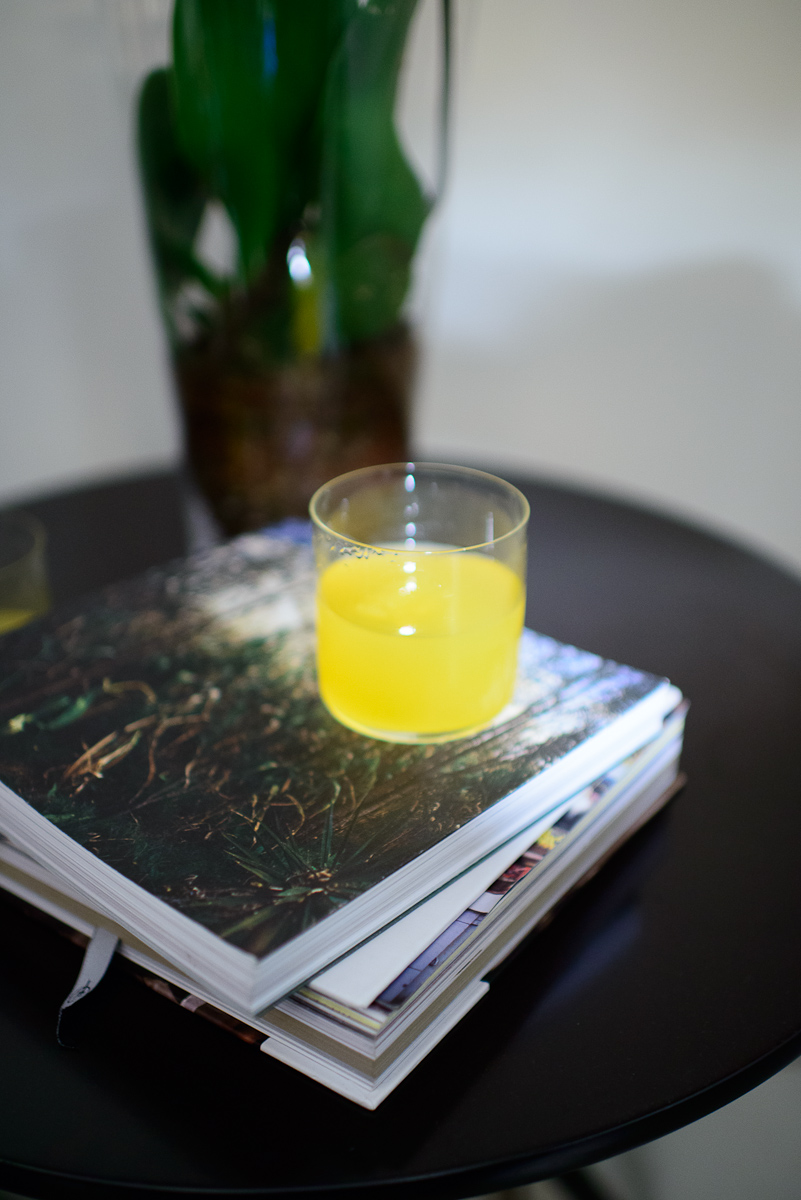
[310,463,529,743]
[0,512,51,636]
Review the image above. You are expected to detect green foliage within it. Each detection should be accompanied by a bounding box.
[137,69,211,300]
[322,0,429,341]
[138,0,432,359]
[220,798,374,953]
[1,543,642,960]
[0,611,549,956]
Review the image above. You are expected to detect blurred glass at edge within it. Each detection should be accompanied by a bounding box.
[0,512,51,636]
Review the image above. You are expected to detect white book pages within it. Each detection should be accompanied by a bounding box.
[309,704,684,1010]
[261,980,489,1110]
[311,802,572,1008]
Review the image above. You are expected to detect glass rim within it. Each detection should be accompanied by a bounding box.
[0,510,46,577]
[309,461,530,555]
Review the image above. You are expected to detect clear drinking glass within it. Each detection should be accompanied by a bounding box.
[310,462,529,743]
[0,512,51,636]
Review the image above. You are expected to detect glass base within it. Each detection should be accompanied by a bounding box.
[319,694,505,745]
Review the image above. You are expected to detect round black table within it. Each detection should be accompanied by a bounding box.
[1,470,800,1200]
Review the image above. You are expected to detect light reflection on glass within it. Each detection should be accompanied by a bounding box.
[287,239,312,283]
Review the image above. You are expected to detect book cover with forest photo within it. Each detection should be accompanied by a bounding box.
[0,534,665,969]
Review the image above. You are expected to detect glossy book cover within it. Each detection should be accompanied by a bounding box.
[0,534,663,964]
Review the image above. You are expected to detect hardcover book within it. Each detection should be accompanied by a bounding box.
[0,706,684,1108]
[0,534,681,1013]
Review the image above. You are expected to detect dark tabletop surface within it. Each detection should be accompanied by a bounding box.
[1,469,800,1200]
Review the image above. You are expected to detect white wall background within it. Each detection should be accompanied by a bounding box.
[412,0,801,574]
[1,0,800,576]
[0,0,179,504]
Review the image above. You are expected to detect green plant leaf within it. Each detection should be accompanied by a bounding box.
[138,0,432,357]
[322,0,430,342]
[171,0,342,284]
[137,68,210,299]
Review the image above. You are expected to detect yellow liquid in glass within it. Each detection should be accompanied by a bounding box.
[0,608,38,635]
[316,551,525,740]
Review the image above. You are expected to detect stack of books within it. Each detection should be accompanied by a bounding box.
[0,532,686,1108]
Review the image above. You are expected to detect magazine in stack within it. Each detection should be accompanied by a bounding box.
[0,532,686,1107]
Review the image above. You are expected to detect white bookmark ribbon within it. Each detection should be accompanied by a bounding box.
[57,926,119,1047]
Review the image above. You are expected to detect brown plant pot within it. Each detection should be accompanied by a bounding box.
[175,325,415,536]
